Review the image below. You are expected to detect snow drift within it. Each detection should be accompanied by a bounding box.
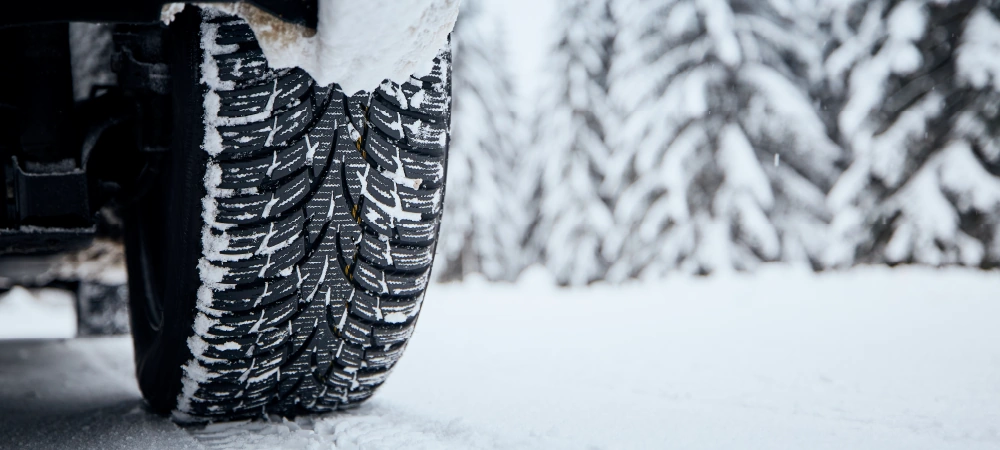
[163,0,461,95]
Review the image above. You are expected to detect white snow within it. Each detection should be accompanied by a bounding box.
[1,267,999,448]
[0,287,76,339]
[957,6,1000,91]
[160,2,186,25]
[186,0,460,95]
[482,0,556,116]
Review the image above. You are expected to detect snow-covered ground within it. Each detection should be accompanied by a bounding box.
[0,287,76,339]
[1,266,998,449]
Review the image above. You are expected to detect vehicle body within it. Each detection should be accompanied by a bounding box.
[0,0,321,336]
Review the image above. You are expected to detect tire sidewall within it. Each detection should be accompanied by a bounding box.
[123,7,207,414]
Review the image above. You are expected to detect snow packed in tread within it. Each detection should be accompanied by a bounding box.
[179,11,451,421]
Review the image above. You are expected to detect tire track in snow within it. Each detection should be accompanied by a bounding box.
[184,403,576,450]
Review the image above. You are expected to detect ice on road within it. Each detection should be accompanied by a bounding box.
[1,266,999,449]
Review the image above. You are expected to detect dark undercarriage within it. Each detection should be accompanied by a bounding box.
[2,0,317,28]
[0,1,315,256]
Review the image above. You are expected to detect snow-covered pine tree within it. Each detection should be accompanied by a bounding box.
[823,0,1000,268]
[434,0,525,281]
[528,0,618,285]
[952,2,1000,266]
[606,0,841,279]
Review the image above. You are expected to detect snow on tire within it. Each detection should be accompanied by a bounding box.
[124,8,450,421]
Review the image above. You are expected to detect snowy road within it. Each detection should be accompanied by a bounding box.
[1,266,999,449]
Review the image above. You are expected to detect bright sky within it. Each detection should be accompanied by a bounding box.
[481,0,557,114]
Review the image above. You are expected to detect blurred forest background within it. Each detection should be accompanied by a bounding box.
[434,0,1000,285]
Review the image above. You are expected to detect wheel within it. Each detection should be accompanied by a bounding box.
[122,7,450,420]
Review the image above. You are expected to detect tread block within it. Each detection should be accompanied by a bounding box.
[218,210,305,258]
[214,49,269,83]
[217,69,311,118]
[400,115,447,154]
[345,92,369,134]
[368,97,404,141]
[218,120,272,156]
[353,260,428,297]
[366,167,440,215]
[376,81,407,110]
[305,106,338,176]
[335,341,364,369]
[378,296,421,323]
[270,172,312,218]
[358,233,433,271]
[214,236,304,283]
[215,171,311,224]
[357,199,437,246]
[401,80,449,118]
[288,301,331,356]
[398,184,440,215]
[356,369,391,388]
[267,97,314,147]
[207,278,296,313]
[276,358,311,398]
[399,151,445,187]
[364,345,405,368]
[272,69,312,112]
[360,168,397,209]
[266,139,308,183]
[218,158,271,189]
[385,269,429,297]
[216,22,257,46]
[342,316,373,347]
[357,200,394,236]
[371,322,416,346]
[218,84,274,118]
[298,249,335,301]
[303,160,342,243]
[254,326,290,353]
[363,130,401,173]
[312,85,333,114]
[259,237,306,279]
[347,290,380,322]
[349,290,420,324]
[326,368,356,390]
[200,334,255,360]
[190,343,285,388]
[328,294,348,334]
[200,293,298,338]
[393,220,438,246]
[338,151,369,208]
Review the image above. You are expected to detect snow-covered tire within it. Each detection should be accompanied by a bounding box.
[123,8,450,420]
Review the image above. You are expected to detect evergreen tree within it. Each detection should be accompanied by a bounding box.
[952,2,1000,265]
[607,0,840,279]
[434,0,525,281]
[823,0,1000,267]
[529,0,618,285]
